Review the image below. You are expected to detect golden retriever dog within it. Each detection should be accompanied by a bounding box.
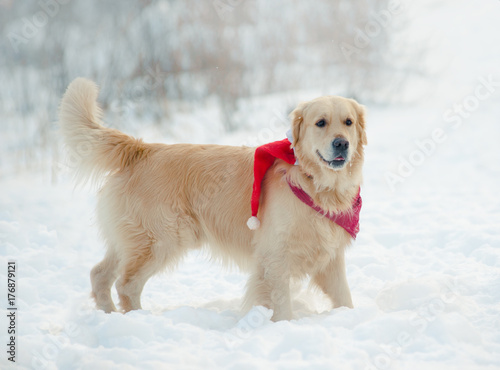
[59,78,366,321]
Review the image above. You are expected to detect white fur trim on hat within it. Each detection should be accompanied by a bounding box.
[285,129,299,165]
[247,216,261,230]
[286,128,294,145]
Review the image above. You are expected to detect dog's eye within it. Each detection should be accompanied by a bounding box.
[345,118,353,126]
[315,119,326,128]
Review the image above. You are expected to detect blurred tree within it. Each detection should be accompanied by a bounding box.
[0,0,414,172]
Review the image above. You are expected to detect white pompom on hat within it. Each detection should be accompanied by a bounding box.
[246,216,261,230]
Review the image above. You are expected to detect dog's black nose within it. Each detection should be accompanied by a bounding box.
[333,137,349,151]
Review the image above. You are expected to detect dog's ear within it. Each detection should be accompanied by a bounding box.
[289,101,308,148]
[350,99,367,147]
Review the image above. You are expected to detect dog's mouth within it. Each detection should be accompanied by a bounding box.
[316,150,346,168]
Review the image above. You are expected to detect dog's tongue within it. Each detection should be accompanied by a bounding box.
[335,156,345,161]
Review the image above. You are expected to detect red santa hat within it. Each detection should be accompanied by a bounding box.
[247,138,296,230]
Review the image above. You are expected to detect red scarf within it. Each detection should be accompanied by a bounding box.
[247,138,362,239]
[287,181,361,239]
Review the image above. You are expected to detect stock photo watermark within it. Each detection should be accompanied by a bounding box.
[8,0,70,53]
[385,74,499,192]
[109,64,169,124]
[213,0,246,21]
[224,306,273,349]
[6,260,17,364]
[366,277,465,370]
[239,109,290,147]
[340,0,404,62]
[31,300,96,370]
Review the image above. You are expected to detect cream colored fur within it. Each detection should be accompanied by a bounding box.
[59,78,366,321]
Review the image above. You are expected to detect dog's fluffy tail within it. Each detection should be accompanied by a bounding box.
[59,78,151,186]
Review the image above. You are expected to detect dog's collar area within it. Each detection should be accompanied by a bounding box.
[286,180,362,239]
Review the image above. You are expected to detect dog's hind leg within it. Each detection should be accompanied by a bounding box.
[115,237,187,313]
[91,246,120,313]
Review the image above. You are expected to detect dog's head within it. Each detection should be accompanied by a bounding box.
[290,96,366,185]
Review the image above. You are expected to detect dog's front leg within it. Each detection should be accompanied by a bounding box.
[244,254,293,321]
[267,269,293,322]
[313,248,354,309]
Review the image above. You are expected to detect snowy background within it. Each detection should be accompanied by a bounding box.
[1,0,500,369]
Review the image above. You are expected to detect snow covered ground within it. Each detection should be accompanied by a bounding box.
[1,0,500,369]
